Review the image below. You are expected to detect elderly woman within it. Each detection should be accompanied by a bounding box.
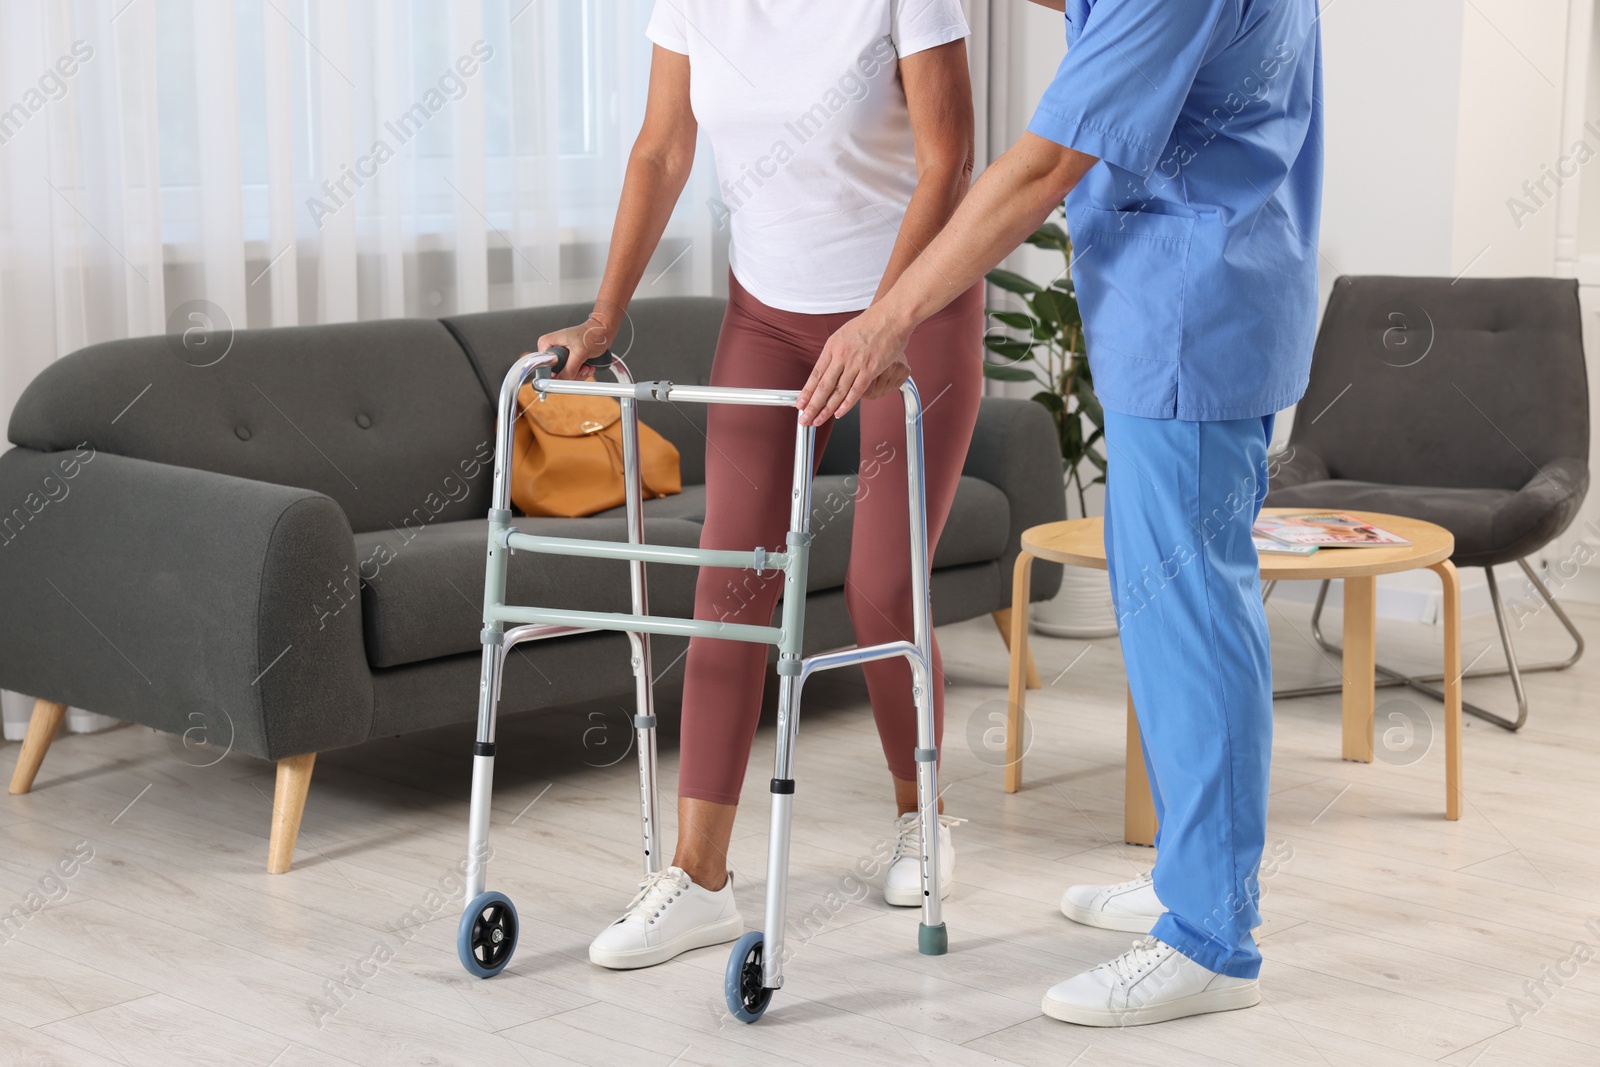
[537,0,981,970]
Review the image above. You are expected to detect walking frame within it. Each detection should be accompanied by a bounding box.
[455,346,947,1022]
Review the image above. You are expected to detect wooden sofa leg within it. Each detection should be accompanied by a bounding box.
[9,699,69,795]
[267,753,316,874]
[992,608,1042,689]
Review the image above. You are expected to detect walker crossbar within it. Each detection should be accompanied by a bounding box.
[456,346,947,1020]
[488,603,783,646]
[503,530,789,573]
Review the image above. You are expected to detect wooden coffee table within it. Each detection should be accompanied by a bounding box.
[1003,509,1462,844]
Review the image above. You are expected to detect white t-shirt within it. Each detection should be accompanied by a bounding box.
[646,1,970,314]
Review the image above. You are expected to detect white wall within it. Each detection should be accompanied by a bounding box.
[1001,0,1600,612]
[1450,0,1570,278]
[1320,1,1465,284]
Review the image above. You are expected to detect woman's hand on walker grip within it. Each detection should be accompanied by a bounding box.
[798,308,912,425]
[536,312,615,380]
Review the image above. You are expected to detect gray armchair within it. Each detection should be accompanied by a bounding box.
[1268,275,1589,729]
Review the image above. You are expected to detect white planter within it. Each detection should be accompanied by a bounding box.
[1030,565,1120,638]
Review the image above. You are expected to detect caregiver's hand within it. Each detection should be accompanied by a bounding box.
[797,306,913,426]
[536,311,616,380]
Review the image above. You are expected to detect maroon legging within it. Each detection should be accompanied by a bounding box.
[677,274,983,805]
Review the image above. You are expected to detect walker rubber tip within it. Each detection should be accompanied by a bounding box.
[918,922,948,956]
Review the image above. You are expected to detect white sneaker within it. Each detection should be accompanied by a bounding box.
[1041,935,1260,1027]
[883,812,960,907]
[588,866,744,970]
[1060,871,1164,932]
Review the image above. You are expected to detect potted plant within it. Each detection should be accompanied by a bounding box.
[983,208,1119,638]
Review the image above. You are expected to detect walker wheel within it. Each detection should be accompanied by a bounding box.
[724,931,774,1023]
[457,891,519,978]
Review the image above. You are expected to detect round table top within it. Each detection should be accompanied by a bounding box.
[1021,508,1453,579]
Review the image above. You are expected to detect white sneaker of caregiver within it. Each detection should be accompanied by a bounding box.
[1041,935,1260,1027]
[588,866,744,970]
[1060,871,1163,932]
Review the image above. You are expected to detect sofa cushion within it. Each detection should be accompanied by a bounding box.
[8,319,496,535]
[353,515,704,668]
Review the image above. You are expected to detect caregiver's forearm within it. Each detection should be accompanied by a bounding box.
[877,132,1097,333]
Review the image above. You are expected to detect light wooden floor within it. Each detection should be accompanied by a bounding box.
[3,594,1598,1066]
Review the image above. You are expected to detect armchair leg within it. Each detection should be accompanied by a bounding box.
[267,753,316,874]
[1279,559,1586,731]
[9,699,69,795]
[992,608,1041,690]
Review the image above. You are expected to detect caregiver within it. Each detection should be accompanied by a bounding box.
[536,0,981,970]
[801,0,1324,1029]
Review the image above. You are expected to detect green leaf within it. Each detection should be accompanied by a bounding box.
[982,362,1040,382]
[987,310,1035,331]
[1023,222,1070,252]
[983,337,1037,361]
[1074,385,1104,427]
[986,268,1040,295]
[1029,288,1076,326]
[1030,390,1065,413]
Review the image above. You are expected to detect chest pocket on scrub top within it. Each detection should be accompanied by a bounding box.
[1069,206,1194,365]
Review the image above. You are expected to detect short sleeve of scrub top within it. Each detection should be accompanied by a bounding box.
[1027,0,1238,177]
[1020,0,1324,424]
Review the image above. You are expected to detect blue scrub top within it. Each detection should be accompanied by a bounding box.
[1028,0,1324,421]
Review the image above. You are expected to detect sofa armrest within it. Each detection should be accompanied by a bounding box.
[963,398,1067,603]
[0,447,372,760]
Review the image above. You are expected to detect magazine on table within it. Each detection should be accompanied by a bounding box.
[1253,534,1319,556]
[1253,512,1410,549]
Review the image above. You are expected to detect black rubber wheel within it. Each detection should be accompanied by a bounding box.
[457,891,519,978]
[724,931,774,1022]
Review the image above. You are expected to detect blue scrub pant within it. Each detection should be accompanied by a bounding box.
[1102,410,1275,979]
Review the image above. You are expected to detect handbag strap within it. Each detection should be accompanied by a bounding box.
[598,429,667,498]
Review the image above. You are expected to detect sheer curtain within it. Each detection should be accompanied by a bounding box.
[0,0,720,737]
[0,1,1009,738]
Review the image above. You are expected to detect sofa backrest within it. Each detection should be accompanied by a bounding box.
[7,319,496,534]
[443,296,864,483]
[443,298,724,486]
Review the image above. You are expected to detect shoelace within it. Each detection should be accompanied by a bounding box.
[618,867,692,925]
[1108,871,1154,894]
[1106,935,1170,985]
[891,812,966,859]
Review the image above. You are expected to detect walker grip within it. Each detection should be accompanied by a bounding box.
[543,345,615,375]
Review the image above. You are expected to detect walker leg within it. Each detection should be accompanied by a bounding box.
[760,674,802,990]
[756,420,817,997]
[627,632,661,876]
[898,379,945,954]
[620,394,661,877]
[465,642,504,902]
[911,657,946,954]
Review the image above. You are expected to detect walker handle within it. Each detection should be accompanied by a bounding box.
[544,345,615,374]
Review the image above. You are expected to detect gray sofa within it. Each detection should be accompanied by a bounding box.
[0,297,1063,870]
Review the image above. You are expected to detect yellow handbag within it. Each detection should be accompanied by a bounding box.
[509,384,682,518]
